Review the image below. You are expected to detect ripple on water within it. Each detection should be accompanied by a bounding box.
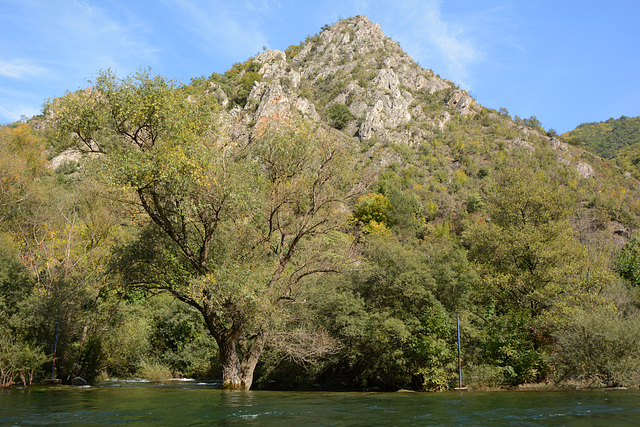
[2,387,640,425]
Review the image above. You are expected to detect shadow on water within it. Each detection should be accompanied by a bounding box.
[2,381,640,425]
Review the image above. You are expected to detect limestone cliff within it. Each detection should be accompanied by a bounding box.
[207,15,595,181]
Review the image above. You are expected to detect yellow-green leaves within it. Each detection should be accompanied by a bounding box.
[54,69,220,155]
[464,167,586,317]
[351,193,392,234]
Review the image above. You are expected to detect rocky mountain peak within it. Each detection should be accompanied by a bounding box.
[211,15,595,180]
[228,15,478,149]
[292,15,402,69]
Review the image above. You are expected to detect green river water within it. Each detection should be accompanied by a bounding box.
[2,380,640,425]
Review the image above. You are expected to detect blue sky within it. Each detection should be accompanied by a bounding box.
[1,0,639,133]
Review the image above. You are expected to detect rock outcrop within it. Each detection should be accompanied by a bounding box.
[216,15,479,148]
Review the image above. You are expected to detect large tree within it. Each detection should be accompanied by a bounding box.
[52,70,359,389]
[463,167,588,317]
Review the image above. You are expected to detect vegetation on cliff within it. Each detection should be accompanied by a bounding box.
[2,16,640,390]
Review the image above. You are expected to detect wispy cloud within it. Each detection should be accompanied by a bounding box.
[160,0,269,60]
[56,2,160,71]
[0,103,41,124]
[0,59,46,79]
[376,0,482,87]
[423,5,480,74]
[0,0,165,122]
[1,0,161,80]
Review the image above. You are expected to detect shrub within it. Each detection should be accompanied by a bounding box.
[466,193,484,214]
[351,193,392,233]
[139,361,173,382]
[615,233,640,286]
[285,44,302,61]
[0,330,47,387]
[326,103,353,130]
[552,308,640,388]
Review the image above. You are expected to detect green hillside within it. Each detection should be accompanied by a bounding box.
[562,115,640,158]
[3,16,640,391]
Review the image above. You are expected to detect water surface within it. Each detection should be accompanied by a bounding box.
[2,380,639,425]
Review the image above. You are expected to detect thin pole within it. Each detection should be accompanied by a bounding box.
[51,321,59,380]
[457,316,462,389]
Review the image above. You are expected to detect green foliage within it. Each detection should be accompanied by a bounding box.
[552,307,640,387]
[99,304,151,378]
[0,123,47,220]
[0,238,33,317]
[90,295,217,380]
[147,297,217,377]
[54,70,360,389]
[138,361,174,382]
[615,233,640,286]
[475,312,549,385]
[521,115,543,132]
[308,233,469,390]
[300,72,348,108]
[285,44,302,61]
[351,193,392,233]
[412,87,453,114]
[466,192,484,214]
[11,39,640,392]
[0,118,125,384]
[464,167,586,317]
[0,328,47,387]
[326,103,353,130]
[563,115,640,159]
[375,173,424,238]
[199,60,263,108]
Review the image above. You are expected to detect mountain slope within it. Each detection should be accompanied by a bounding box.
[562,115,640,159]
[562,115,640,179]
[186,15,640,244]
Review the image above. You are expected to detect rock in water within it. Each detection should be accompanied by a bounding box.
[72,376,88,386]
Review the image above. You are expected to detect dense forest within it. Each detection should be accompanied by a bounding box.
[562,115,640,178]
[562,115,640,159]
[3,16,640,391]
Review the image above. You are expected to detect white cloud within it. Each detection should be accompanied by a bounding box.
[160,0,269,60]
[4,1,161,79]
[384,0,482,87]
[0,59,46,79]
[0,103,41,123]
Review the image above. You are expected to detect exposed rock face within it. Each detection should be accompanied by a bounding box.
[549,137,597,179]
[198,15,607,187]
[44,15,604,190]
[576,161,596,179]
[49,148,83,169]
[550,137,570,154]
[39,14,636,263]
[254,50,301,88]
[249,81,320,130]
[290,16,472,144]
[447,90,477,115]
[218,15,478,148]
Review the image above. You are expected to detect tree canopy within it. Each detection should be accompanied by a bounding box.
[51,70,360,389]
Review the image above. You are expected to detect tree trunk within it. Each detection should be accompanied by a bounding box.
[217,332,267,390]
[219,339,243,389]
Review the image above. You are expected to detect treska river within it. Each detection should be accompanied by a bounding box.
[2,380,640,425]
